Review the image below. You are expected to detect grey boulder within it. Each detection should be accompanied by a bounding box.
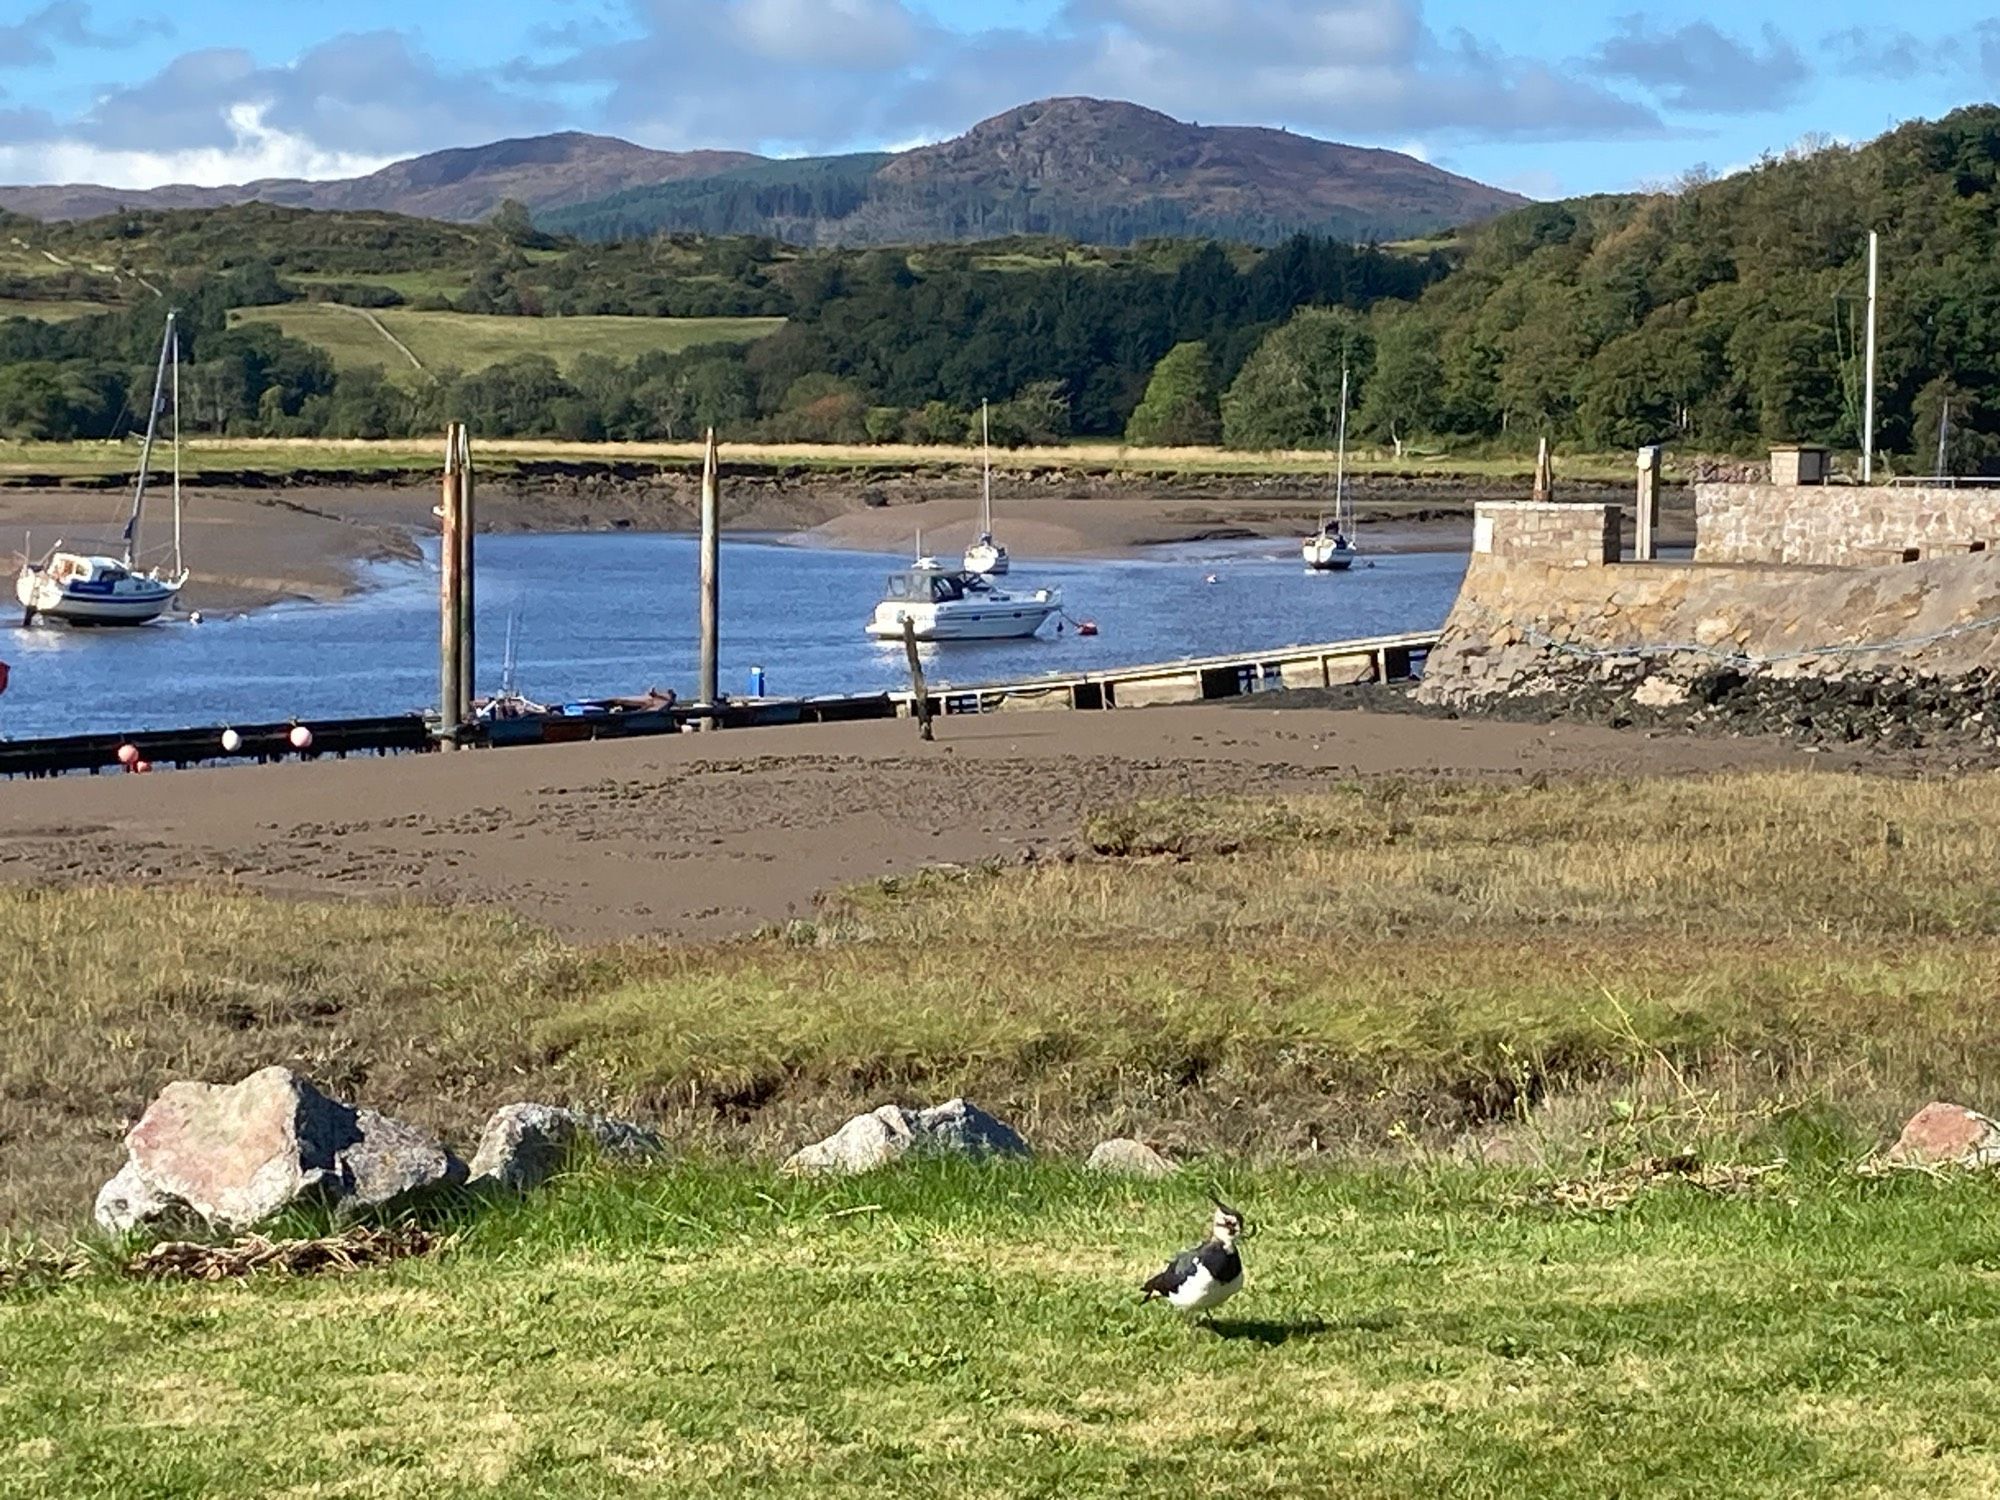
[94,1159,194,1236]
[98,1066,465,1233]
[467,1103,665,1193]
[1086,1138,1179,1178]
[783,1098,1029,1176]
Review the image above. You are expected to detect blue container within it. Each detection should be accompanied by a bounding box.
[748,665,767,697]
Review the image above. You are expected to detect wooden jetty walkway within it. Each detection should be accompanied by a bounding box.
[0,630,1437,779]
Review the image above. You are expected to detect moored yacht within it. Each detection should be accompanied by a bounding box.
[866,560,1059,642]
[1301,363,1361,573]
[17,312,187,626]
[962,400,1010,576]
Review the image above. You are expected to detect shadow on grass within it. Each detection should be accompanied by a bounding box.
[1204,1316,1333,1346]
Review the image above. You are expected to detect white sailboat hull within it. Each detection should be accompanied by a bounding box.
[17,561,182,625]
[963,542,1009,576]
[866,591,1061,641]
[1301,537,1356,572]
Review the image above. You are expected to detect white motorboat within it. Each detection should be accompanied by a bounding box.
[866,561,1060,641]
[1302,364,1360,573]
[962,400,1010,576]
[17,312,187,626]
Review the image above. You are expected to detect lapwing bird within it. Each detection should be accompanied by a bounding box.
[1141,1197,1246,1317]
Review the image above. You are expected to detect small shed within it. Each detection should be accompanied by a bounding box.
[1770,444,1830,486]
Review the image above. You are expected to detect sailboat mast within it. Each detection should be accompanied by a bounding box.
[980,399,993,534]
[170,316,183,578]
[1335,365,1350,528]
[123,312,174,568]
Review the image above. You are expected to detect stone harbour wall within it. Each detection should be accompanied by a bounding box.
[1696,483,2000,568]
[1418,551,2000,706]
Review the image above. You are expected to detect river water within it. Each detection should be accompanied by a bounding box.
[0,534,1468,740]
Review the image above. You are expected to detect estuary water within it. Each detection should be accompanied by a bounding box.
[0,534,1468,740]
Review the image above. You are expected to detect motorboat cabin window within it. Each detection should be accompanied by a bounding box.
[884,570,970,602]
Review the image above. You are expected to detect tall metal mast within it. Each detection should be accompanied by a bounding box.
[1862,230,1878,483]
[123,311,175,568]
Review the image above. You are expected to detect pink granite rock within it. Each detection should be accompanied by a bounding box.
[100,1066,464,1232]
[1886,1102,2000,1168]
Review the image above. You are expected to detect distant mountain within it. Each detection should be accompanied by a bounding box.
[0,99,1525,246]
[0,133,761,225]
[545,99,1527,246]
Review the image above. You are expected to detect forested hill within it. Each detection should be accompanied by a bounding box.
[0,97,1523,249]
[541,98,1525,247]
[1359,105,2000,465]
[2,108,1996,468]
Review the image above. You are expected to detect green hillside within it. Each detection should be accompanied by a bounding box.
[232,304,782,380]
[1342,105,2000,464]
[541,152,895,242]
[3,107,1998,465]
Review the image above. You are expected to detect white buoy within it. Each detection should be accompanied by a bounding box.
[289,725,313,751]
[220,728,242,754]
[116,742,139,767]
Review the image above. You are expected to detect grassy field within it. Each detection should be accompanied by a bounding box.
[0,298,121,322]
[7,771,2000,1230]
[287,269,472,301]
[0,434,1656,484]
[8,1158,2000,1496]
[230,304,786,379]
[8,770,2000,1493]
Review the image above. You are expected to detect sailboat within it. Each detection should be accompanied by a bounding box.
[962,399,1010,576]
[1302,365,1357,573]
[17,312,188,626]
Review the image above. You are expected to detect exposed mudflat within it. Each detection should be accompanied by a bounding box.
[0,703,1831,941]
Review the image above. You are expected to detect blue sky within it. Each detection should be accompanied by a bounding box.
[0,0,1995,196]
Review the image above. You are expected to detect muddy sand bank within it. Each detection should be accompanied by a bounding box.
[0,474,1690,613]
[0,705,1834,942]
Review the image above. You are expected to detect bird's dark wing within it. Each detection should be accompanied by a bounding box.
[1197,1241,1242,1284]
[1141,1245,1201,1299]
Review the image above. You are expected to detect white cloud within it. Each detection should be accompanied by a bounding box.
[0,102,392,187]
[7,0,1673,187]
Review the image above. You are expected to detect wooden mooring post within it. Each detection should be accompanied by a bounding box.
[438,423,469,746]
[696,428,720,724]
[901,619,934,741]
[1532,436,1554,502]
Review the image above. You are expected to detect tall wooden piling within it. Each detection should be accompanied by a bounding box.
[697,427,720,717]
[901,618,934,742]
[455,423,475,719]
[1532,437,1553,502]
[1635,444,1661,561]
[439,423,465,745]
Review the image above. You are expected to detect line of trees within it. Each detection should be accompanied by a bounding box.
[4,105,1998,471]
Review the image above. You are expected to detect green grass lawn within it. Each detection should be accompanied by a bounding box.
[8,1158,2000,1497]
[230,304,785,379]
[9,772,2000,1492]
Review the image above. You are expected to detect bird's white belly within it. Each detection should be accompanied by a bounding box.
[1167,1264,1243,1311]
